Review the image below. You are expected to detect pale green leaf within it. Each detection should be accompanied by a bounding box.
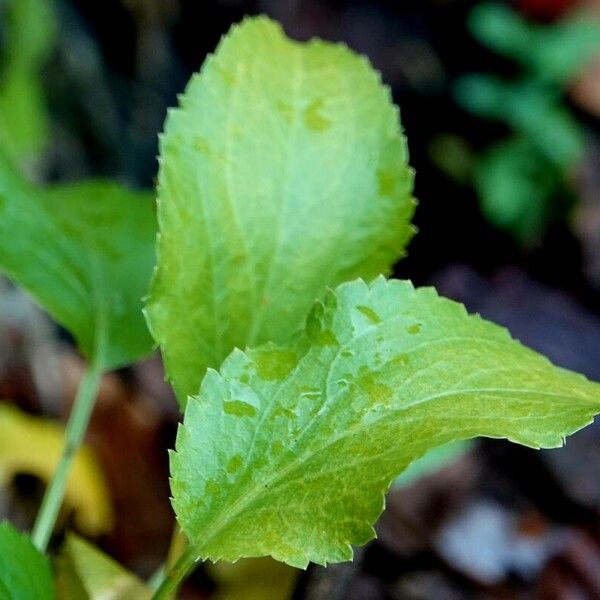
[172,278,600,568]
[146,17,416,404]
[209,557,298,600]
[0,522,55,599]
[468,2,531,60]
[529,16,600,84]
[455,77,585,166]
[392,440,473,488]
[55,535,151,600]
[0,156,156,370]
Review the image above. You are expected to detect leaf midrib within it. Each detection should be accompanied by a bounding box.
[187,313,596,560]
[245,45,305,347]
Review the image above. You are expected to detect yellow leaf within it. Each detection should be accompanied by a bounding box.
[210,557,298,600]
[0,402,113,535]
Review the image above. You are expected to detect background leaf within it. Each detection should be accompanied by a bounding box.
[0,521,55,599]
[0,403,112,536]
[454,77,584,166]
[0,155,156,370]
[55,535,150,600]
[473,138,556,241]
[209,557,297,600]
[172,278,600,568]
[146,17,416,404]
[0,0,56,166]
[468,2,600,85]
[392,440,473,489]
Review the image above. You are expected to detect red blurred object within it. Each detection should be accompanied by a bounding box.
[517,0,582,21]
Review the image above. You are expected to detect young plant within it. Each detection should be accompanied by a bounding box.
[148,17,600,595]
[0,14,598,600]
[0,151,156,552]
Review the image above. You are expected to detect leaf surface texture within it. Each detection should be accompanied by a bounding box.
[146,17,415,403]
[172,278,600,568]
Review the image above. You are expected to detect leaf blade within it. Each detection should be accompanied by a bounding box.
[146,17,416,403]
[0,0,56,165]
[55,535,151,600]
[0,157,156,370]
[172,278,600,568]
[0,522,55,599]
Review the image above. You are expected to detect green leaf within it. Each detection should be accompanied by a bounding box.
[0,0,56,164]
[55,535,151,600]
[468,3,600,85]
[172,278,600,568]
[468,2,532,60]
[474,138,557,241]
[0,156,156,370]
[455,77,585,166]
[146,17,416,404]
[2,0,56,68]
[529,15,600,85]
[392,440,473,488]
[0,521,55,599]
[0,73,48,166]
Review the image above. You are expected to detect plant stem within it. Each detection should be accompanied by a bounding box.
[148,525,188,593]
[31,360,103,551]
[151,545,198,600]
[166,525,189,571]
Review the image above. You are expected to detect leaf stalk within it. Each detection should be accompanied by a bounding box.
[31,359,103,551]
[151,545,198,600]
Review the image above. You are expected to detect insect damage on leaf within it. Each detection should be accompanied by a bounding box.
[171,277,600,568]
[145,16,416,406]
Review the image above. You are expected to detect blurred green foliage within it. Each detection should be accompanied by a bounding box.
[455,2,600,242]
[468,2,600,84]
[209,558,297,600]
[0,521,55,599]
[55,535,151,600]
[0,0,56,171]
[393,440,473,488]
[0,152,156,371]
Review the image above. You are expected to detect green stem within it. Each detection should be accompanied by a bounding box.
[31,360,103,551]
[166,525,189,571]
[148,525,188,593]
[151,545,198,600]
